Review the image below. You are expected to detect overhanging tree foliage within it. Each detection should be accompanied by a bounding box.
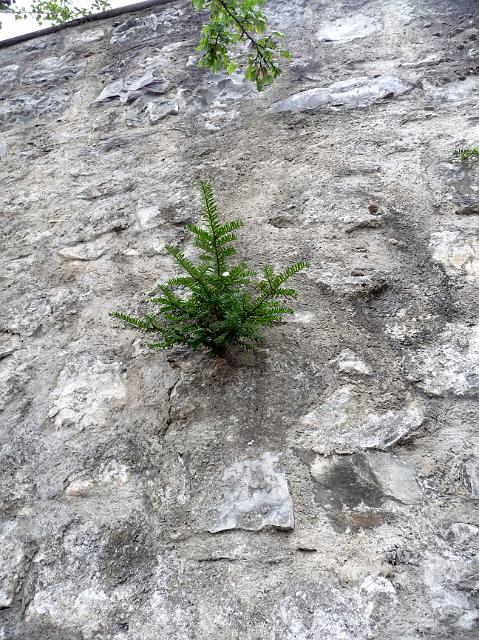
[110,182,309,356]
[1,0,290,90]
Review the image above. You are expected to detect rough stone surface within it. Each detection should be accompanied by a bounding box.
[405,323,479,397]
[1,0,479,638]
[0,523,24,608]
[331,348,373,376]
[95,69,170,103]
[273,76,412,112]
[195,452,294,533]
[298,385,425,454]
[316,14,383,43]
[430,229,479,282]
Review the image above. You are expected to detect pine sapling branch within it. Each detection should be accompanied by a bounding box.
[111,182,309,356]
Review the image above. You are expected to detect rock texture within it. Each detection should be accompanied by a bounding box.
[1,0,479,638]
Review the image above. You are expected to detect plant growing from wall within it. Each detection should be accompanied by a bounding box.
[110,182,309,356]
[1,1,290,90]
[453,147,479,162]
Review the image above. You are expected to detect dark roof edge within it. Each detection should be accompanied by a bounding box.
[0,0,175,49]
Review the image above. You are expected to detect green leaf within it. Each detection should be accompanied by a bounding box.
[226,61,239,74]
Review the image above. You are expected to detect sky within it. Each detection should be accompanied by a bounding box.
[0,0,135,40]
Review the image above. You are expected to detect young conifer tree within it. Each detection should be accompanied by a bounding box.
[110,182,308,356]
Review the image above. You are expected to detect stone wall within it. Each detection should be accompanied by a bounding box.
[1,0,478,638]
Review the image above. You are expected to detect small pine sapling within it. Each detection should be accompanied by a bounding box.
[110,182,309,356]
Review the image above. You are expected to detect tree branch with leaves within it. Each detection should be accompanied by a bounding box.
[193,0,291,90]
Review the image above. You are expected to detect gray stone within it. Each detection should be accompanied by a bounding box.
[0,332,21,359]
[331,349,372,376]
[58,237,109,261]
[309,453,389,531]
[65,460,132,497]
[308,265,389,298]
[64,28,105,48]
[0,523,24,608]
[110,9,182,45]
[136,205,161,229]
[366,451,422,504]
[424,552,479,631]
[95,69,169,104]
[0,90,70,123]
[125,96,179,126]
[442,522,479,551]
[48,357,126,430]
[76,175,135,200]
[299,386,424,455]
[21,54,85,85]
[455,196,479,216]
[333,405,423,453]
[316,14,382,42]
[461,459,479,497]
[430,230,479,283]
[273,76,412,112]
[406,324,479,397]
[64,205,130,243]
[423,77,479,102]
[452,169,479,215]
[201,70,256,103]
[197,453,294,533]
[0,64,18,89]
[309,451,421,532]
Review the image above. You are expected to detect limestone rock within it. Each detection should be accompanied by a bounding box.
[95,69,169,104]
[25,583,113,639]
[0,523,24,609]
[442,522,479,551]
[48,357,126,430]
[0,64,19,89]
[0,89,70,123]
[451,168,479,215]
[424,552,479,631]
[0,332,21,359]
[331,349,372,376]
[197,453,294,533]
[406,323,479,397]
[136,205,161,229]
[58,236,110,261]
[460,459,479,497]
[273,76,412,112]
[309,265,389,298]
[21,54,85,85]
[64,28,105,49]
[309,452,420,532]
[316,14,382,42]
[187,70,256,117]
[299,386,424,454]
[423,77,479,102]
[110,9,182,45]
[65,460,132,497]
[76,175,135,200]
[430,230,479,282]
[125,96,179,126]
